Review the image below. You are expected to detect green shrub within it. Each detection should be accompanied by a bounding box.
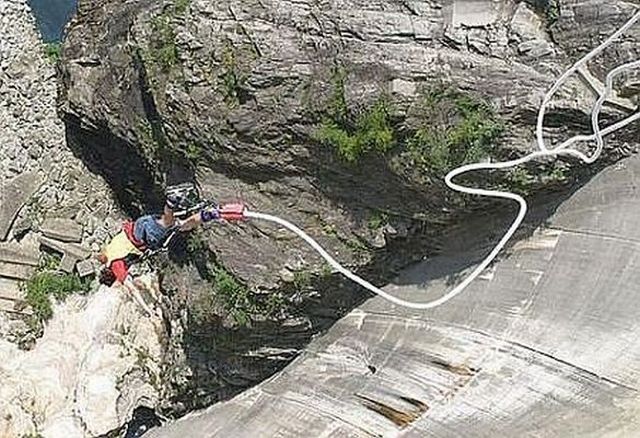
[149,15,178,71]
[146,0,191,71]
[211,265,254,326]
[316,98,395,162]
[220,42,248,106]
[502,163,568,194]
[174,0,191,14]
[194,264,288,327]
[408,87,504,177]
[367,212,389,230]
[293,270,311,291]
[23,270,88,322]
[315,67,395,162]
[44,42,61,64]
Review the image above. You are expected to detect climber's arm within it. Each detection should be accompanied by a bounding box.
[178,207,221,231]
[177,203,246,231]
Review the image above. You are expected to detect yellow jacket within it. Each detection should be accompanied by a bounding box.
[102,231,142,266]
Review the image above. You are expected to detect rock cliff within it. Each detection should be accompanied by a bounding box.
[0,284,165,437]
[58,0,640,419]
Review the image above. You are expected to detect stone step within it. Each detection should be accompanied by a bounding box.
[0,298,17,313]
[0,262,36,281]
[0,278,24,301]
[39,236,91,261]
[0,297,32,315]
[59,253,76,273]
[0,239,39,266]
[40,218,83,243]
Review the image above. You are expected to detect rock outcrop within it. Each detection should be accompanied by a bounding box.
[58,0,640,418]
[0,0,124,314]
[0,283,165,437]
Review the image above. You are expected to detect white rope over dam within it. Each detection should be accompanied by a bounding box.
[245,11,640,310]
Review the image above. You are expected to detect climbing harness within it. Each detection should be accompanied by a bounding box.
[232,11,640,310]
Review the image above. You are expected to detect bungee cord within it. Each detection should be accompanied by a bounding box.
[243,11,640,310]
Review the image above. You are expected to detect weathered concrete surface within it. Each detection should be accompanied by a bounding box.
[149,155,640,435]
[39,235,91,261]
[0,279,23,301]
[0,262,36,281]
[76,258,97,277]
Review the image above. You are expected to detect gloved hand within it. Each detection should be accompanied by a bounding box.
[200,206,221,223]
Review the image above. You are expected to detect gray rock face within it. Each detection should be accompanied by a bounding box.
[0,2,167,436]
[0,0,122,254]
[148,125,640,438]
[59,0,640,422]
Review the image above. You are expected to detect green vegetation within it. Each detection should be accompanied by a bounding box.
[44,42,61,64]
[149,14,179,71]
[187,232,286,327]
[184,142,204,163]
[407,87,504,178]
[22,254,89,322]
[174,0,191,14]
[293,270,312,291]
[206,265,286,326]
[526,0,560,25]
[503,163,568,195]
[367,211,389,230]
[315,67,395,162]
[314,73,501,171]
[211,265,253,326]
[220,40,248,106]
[320,263,333,278]
[146,0,191,71]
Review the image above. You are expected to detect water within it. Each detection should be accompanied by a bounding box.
[28,0,78,42]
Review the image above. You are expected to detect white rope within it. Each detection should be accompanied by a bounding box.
[245,11,640,310]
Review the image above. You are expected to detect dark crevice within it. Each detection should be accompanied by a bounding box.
[63,114,164,216]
